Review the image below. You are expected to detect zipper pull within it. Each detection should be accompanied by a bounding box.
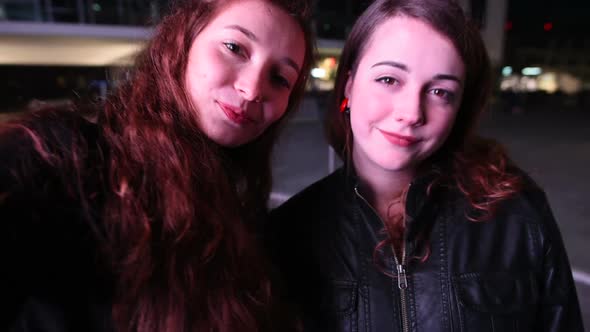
[397,264,408,289]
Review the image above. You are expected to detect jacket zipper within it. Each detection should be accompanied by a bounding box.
[354,186,410,332]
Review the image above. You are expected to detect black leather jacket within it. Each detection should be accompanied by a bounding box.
[268,167,584,332]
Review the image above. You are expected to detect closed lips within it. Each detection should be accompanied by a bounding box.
[378,129,420,146]
[218,101,252,124]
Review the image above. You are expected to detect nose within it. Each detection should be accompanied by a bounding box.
[394,89,424,127]
[235,66,264,102]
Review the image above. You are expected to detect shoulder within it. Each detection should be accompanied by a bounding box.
[2,108,100,151]
[0,108,105,200]
[504,169,564,254]
[0,109,101,183]
[0,108,99,150]
[464,166,562,251]
[266,167,352,247]
[440,160,551,224]
[499,167,552,223]
[270,167,350,223]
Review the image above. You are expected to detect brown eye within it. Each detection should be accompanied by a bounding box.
[429,88,456,103]
[376,76,398,85]
[223,42,241,54]
[271,73,291,89]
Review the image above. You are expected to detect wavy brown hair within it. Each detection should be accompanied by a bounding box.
[1,0,314,331]
[325,0,522,263]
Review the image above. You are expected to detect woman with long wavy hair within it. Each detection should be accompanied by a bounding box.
[268,0,583,331]
[0,0,314,331]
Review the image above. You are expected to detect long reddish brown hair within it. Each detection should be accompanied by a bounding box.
[1,0,314,331]
[326,0,522,263]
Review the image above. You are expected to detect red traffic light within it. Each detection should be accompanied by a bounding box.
[544,22,553,31]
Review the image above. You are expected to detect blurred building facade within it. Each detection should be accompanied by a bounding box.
[0,0,169,111]
[0,0,349,110]
[2,0,587,111]
[499,0,590,99]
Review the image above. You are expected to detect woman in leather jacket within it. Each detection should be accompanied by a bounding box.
[267,0,584,331]
[0,0,314,331]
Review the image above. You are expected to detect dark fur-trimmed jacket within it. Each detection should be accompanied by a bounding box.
[267,167,584,332]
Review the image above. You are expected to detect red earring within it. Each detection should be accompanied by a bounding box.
[339,98,350,114]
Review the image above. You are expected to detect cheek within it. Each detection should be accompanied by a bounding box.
[189,49,231,88]
[186,60,208,98]
[349,111,371,139]
[266,93,291,122]
[428,110,458,142]
[351,85,390,121]
[350,100,387,133]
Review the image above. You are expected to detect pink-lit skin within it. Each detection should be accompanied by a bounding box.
[184,0,305,147]
[345,16,465,178]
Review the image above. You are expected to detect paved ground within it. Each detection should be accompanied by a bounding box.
[271,97,590,328]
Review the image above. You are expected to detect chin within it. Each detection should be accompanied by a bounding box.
[381,163,413,173]
[216,138,245,148]
[375,154,423,173]
[370,158,410,173]
[204,133,239,147]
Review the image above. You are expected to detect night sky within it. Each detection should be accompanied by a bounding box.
[508,0,590,26]
[505,0,590,50]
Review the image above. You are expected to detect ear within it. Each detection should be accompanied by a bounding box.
[344,70,353,100]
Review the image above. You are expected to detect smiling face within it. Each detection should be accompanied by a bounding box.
[185,0,305,147]
[346,15,465,178]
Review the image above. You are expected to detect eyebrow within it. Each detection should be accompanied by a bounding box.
[433,74,462,85]
[372,61,408,71]
[225,25,258,41]
[371,61,462,85]
[224,24,301,73]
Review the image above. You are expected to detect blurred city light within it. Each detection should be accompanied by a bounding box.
[522,67,543,76]
[502,66,513,77]
[311,68,327,79]
[325,57,337,67]
[537,72,558,93]
[504,21,513,31]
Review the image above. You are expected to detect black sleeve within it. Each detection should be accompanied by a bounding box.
[532,191,584,332]
[0,115,102,330]
[0,122,52,328]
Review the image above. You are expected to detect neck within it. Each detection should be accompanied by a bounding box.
[352,154,414,221]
